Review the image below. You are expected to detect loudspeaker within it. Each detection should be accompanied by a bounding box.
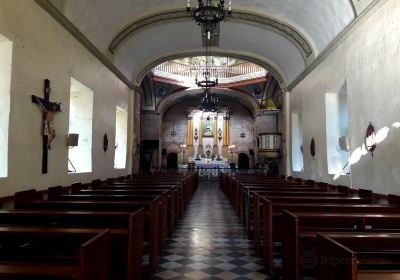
[249,149,254,156]
[162,149,167,155]
[67,134,79,147]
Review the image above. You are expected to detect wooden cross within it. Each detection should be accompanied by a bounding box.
[31,79,61,174]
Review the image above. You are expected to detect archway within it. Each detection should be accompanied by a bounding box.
[238,153,249,169]
[167,153,178,169]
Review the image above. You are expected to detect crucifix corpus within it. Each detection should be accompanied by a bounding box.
[31,79,61,174]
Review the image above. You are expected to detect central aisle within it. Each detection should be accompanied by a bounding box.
[152,181,269,279]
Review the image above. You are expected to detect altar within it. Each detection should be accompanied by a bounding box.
[195,160,226,169]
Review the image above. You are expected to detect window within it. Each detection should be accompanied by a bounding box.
[291,113,304,172]
[325,83,349,175]
[68,78,93,173]
[0,34,12,178]
[114,106,128,169]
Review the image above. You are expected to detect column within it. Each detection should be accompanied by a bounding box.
[213,116,218,146]
[213,116,218,159]
[187,116,193,146]
[198,117,203,157]
[187,116,194,159]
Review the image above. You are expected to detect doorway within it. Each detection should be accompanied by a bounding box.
[167,153,178,169]
[238,153,249,169]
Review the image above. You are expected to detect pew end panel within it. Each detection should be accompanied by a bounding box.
[281,210,300,280]
[79,229,111,280]
[316,234,360,280]
[127,209,144,280]
[261,197,273,275]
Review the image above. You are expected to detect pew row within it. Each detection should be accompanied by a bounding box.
[0,227,110,280]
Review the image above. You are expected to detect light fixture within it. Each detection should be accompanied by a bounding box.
[186,0,232,37]
[198,88,219,112]
[194,28,218,88]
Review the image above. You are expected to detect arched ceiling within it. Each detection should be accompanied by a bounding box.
[42,0,368,87]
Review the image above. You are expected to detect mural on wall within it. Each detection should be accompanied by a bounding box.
[154,81,188,106]
[232,82,265,103]
[140,74,154,107]
[260,77,282,110]
[229,76,282,110]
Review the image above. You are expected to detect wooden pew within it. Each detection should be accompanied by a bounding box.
[69,188,177,237]
[91,184,185,218]
[13,196,159,277]
[317,233,400,280]
[251,193,372,255]
[0,209,143,280]
[47,188,168,249]
[0,227,110,280]
[282,211,400,280]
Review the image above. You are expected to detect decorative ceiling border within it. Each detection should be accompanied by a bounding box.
[108,9,314,60]
[136,51,287,88]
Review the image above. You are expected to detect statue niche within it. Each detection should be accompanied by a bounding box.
[203,116,214,137]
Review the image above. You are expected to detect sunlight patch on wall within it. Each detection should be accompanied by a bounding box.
[0,34,12,178]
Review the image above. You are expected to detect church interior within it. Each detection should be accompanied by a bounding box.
[1,0,400,279]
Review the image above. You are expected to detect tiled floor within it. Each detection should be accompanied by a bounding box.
[152,181,270,280]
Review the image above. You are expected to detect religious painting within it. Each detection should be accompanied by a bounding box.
[155,83,172,99]
[202,116,214,137]
[246,83,263,99]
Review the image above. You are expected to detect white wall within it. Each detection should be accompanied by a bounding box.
[289,0,400,194]
[0,1,134,196]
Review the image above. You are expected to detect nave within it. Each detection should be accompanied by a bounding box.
[153,181,269,280]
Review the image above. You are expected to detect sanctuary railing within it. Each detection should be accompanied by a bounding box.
[153,61,267,84]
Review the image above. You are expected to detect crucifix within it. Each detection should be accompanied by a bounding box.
[31,79,61,174]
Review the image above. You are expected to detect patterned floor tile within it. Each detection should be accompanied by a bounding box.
[151,181,270,280]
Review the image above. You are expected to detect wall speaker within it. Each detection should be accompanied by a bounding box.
[67,133,79,147]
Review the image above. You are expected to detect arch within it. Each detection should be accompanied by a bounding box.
[108,9,315,61]
[135,49,287,88]
[238,153,250,169]
[156,88,260,118]
[166,153,178,169]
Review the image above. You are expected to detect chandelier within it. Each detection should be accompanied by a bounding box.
[186,0,232,37]
[198,88,219,112]
[187,1,231,112]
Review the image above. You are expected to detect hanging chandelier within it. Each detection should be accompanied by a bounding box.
[198,88,219,112]
[186,0,232,37]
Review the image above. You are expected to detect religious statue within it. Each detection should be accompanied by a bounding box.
[205,144,211,159]
[202,116,214,137]
[31,94,61,150]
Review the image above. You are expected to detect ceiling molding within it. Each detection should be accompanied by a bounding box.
[135,50,287,89]
[35,0,136,90]
[108,9,315,62]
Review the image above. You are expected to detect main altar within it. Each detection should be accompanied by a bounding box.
[185,109,231,168]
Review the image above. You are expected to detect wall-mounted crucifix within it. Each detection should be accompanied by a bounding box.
[31,79,61,174]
